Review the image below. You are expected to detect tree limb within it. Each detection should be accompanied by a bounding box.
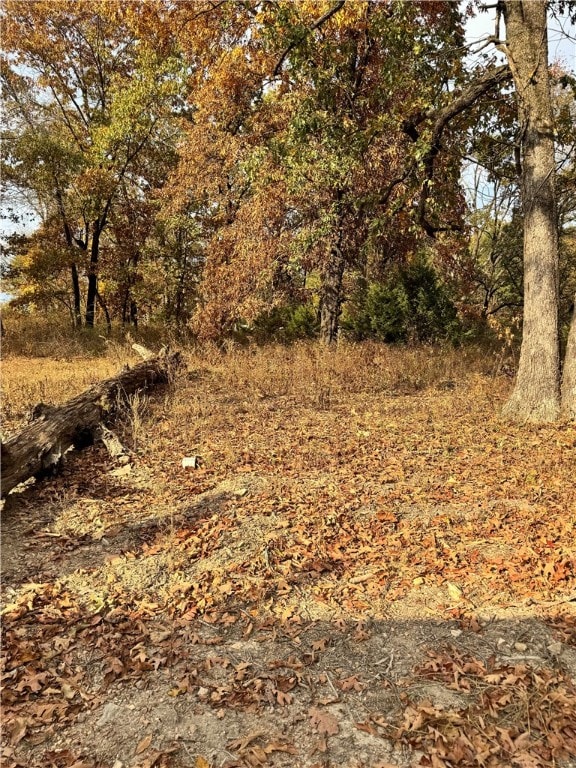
[273,1,346,77]
[402,64,512,237]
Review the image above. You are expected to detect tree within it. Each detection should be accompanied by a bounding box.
[2,0,183,327]
[494,0,562,421]
[167,1,471,343]
[446,0,575,420]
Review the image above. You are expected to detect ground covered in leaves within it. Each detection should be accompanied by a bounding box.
[2,344,576,768]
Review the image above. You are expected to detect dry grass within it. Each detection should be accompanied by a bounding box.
[0,351,139,438]
[187,340,500,405]
[1,340,503,439]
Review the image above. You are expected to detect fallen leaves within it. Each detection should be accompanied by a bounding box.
[308,707,340,736]
[2,353,576,768]
[382,646,576,767]
[226,731,297,766]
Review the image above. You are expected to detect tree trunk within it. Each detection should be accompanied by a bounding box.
[320,240,346,344]
[561,293,576,419]
[56,190,83,328]
[501,0,561,422]
[130,299,138,328]
[320,197,346,346]
[71,263,82,328]
[0,350,182,497]
[96,290,112,335]
[85,220,102,327]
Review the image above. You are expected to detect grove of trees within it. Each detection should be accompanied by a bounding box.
[1,0,575,420]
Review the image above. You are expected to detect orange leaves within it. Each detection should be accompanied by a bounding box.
[386,647,576,767]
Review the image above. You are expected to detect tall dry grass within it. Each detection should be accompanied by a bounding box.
[186,340,503,407]
[0,311,184,359]
[1,311,507,439]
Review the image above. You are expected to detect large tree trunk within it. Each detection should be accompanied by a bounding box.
[0,350,181,497]
[561,293,576,419]
[501,0,561,422]
[319,241,346,344]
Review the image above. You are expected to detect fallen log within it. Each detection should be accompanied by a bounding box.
[1,349,181,497]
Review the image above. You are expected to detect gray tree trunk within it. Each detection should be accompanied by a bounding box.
[561,293,576,419]
[501,0,561,422]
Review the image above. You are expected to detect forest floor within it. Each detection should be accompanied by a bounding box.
[1,343,576,768]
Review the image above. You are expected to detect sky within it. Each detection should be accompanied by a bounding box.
[465,4,575,71]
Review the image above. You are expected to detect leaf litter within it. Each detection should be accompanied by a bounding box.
[1,353,575,768]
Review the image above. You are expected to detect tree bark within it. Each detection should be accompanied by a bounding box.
[501,0,561,422]
[96,289,112,335]
[85,220,102,327]
[561,293,576,419]
[71,263,82,328]
[0,350,181,497]
[55,189,83,328]
[319,240,346,344]
[319,194,346,345]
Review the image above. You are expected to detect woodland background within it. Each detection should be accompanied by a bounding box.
[1,1,575,387]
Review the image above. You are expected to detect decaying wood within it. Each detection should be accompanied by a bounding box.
[0,350,181,497]
[98,424,129,460]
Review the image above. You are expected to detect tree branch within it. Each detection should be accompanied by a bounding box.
[402,64,512,237]
[273,1,346,77]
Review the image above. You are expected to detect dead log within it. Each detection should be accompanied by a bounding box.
[1,350,181,497]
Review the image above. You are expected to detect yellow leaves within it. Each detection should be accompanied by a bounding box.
[296,0,364,31]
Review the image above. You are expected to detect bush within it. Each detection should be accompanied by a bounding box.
[252,303,319,342]
[342,257,461,344]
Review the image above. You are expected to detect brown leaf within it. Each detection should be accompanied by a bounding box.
[356,721,378,736]
[309,707,339,736]
[511,752,543,768]
[263,742,298,755]
[275,690,293,706]
[7,718,27,746]
[338,675,364,692]
[228,731,265,752]
[135,734,153,754]
[15,671,49,693]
